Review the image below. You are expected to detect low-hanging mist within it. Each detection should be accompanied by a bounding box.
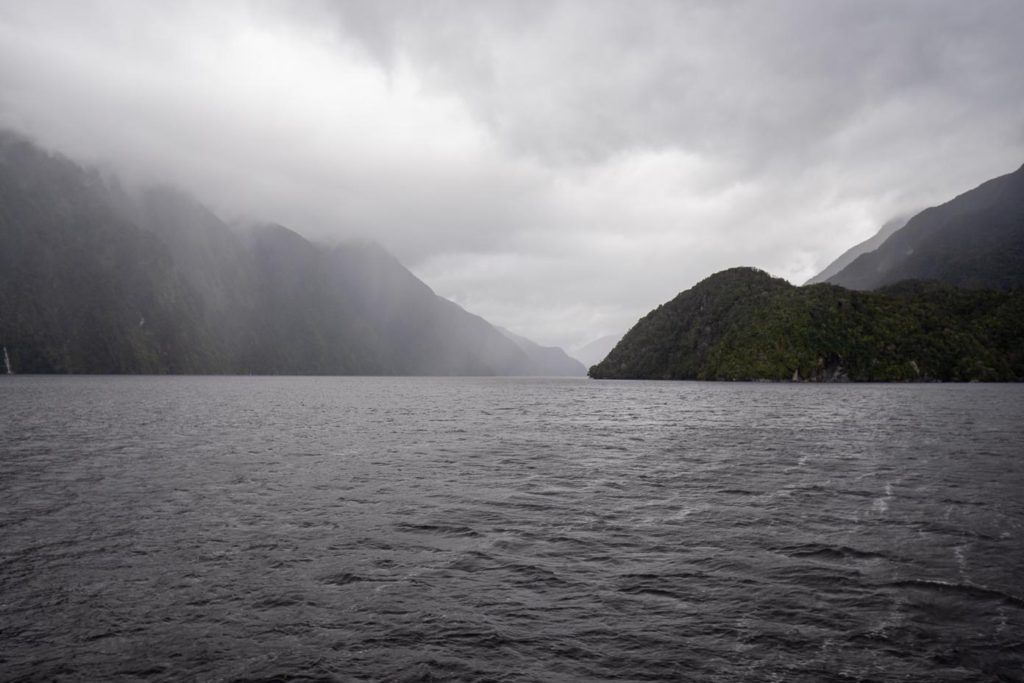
[0,131,584,376]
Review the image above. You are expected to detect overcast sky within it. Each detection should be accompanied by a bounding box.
[2,1,1022,351]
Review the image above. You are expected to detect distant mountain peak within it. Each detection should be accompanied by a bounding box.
[496,327,586,376]
[572,333,622,369]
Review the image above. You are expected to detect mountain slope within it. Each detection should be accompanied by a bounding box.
[572,334,621,368]
[0,133,220,373]
[805,214,910,285]
[497,327,586,376]
[0,130,566,376]
[826,163,1024,291]
[590,267,1024,381]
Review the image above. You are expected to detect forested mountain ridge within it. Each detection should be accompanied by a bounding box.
[589,268,1024,381]
[826,162,1024,291]
[0,130,581,375]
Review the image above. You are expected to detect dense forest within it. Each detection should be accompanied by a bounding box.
[589,268,1024,381]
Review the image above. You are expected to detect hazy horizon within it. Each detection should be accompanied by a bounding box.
[2,1,1022,349]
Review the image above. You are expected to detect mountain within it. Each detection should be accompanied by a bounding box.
[497,328,586,376]
[0,136,218,373]
[804,214,910,285]
[826,163,1024,291]
[0,130,572,376]
[589,267,1024,381]
[572,334,621,368]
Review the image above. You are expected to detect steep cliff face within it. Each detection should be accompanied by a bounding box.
[0,130,569,376]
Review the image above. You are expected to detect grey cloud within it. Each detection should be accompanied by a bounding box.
[0,1,1022,348]
[320,1,1024,170]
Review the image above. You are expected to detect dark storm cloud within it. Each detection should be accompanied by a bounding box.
[0,1,1022,349]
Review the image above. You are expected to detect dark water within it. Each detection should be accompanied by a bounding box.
[1,377,1023,682]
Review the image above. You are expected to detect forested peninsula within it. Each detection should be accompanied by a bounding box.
[591,161,1024,382]
[588,268,1023,381]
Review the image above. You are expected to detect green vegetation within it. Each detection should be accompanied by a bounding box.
[589,268,1024,381]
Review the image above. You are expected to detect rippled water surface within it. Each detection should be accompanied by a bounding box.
[2,376,1023,681]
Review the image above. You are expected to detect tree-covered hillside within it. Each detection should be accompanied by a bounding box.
[590,268,1024,381]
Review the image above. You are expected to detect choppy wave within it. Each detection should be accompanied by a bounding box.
[1,376,1023,681]
[892,579,1024,608]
